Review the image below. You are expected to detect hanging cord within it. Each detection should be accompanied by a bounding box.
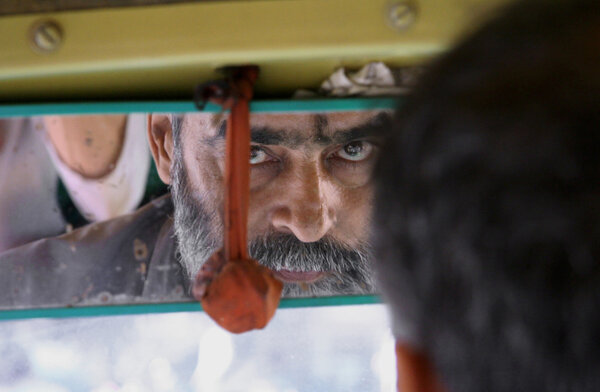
[192,66,283,334]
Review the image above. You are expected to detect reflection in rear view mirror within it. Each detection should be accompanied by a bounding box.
[0,106,392,311]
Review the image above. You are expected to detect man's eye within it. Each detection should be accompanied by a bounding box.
[250,146,271,164]
[334,141,374,162]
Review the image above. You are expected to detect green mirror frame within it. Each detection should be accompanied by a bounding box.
[0,97,396,321]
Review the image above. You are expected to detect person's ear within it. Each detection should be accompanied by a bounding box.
[147,114,175,185]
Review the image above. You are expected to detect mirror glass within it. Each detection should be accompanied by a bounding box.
[0,105,392,311]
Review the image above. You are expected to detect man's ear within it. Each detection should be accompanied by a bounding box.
[147,114,175,185]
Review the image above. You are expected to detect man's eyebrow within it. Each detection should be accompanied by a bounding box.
[249,127,287,145]
[330,112,392,145]
[210,121,300,147]
[212,112,392,146]
[211,121,294,146]
[217,120,227,138]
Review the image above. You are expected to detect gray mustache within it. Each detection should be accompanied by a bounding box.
[249,234,371,274]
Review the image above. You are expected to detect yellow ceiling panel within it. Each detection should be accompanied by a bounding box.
[0,0,509,102]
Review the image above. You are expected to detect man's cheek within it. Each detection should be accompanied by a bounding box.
[247,190,276,239]
[249,165,280,191]
[328,160,376,188]
[336,185,374,246]
[185,145,222,194]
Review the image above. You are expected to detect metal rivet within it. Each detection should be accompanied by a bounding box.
[29,20,63,53]
[387,1,418,31]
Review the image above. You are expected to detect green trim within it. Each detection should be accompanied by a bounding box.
[0,98,397,117]
[0,295,381,322]
[280,294,381,309]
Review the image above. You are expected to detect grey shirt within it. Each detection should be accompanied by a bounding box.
[0,194,192,310]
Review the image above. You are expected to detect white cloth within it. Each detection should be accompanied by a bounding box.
[294,62,423,98]
[39,114,150,222]
[0,115,150,252]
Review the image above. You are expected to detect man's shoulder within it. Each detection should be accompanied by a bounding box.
[50,193,175,259]
[67,193,174,243]
[0,194,182,309]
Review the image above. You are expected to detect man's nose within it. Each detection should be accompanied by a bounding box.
[270,162,335,243]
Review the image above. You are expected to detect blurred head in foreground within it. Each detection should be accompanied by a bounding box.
[373,0,600,391]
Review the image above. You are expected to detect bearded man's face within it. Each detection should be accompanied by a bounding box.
[151,111,389,297]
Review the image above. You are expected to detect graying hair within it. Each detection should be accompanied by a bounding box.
[170,113,220,281]
[250,234,374,297]
[169,114,184,141]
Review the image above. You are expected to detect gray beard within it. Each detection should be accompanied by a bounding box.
[249,234,373,297]
[170,144,374,297]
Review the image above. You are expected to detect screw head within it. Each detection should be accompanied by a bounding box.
[29,20,63,53]
[388,1,418,31]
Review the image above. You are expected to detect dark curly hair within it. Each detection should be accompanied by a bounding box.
[373,0,600,391]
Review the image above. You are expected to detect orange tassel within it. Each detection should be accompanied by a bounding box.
[192,66,283,333]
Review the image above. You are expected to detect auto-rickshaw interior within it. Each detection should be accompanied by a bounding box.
[0,0,514,390]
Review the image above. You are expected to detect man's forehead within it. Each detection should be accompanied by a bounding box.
[182,110,390,142]
[248,111,387,134]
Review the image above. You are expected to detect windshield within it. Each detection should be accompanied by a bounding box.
[0,304,395,391]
